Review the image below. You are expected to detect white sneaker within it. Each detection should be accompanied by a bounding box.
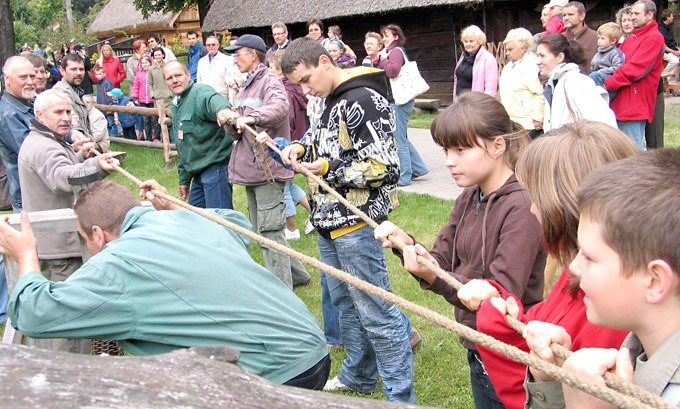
[285,228,300,240]
[304,218,316,235]
[323,376,352,392]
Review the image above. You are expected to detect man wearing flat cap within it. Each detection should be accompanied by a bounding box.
[224,34,310,289]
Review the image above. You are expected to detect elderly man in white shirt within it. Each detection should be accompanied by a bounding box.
[196,35,243,103]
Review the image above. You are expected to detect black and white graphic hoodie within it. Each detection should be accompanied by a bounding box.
[295,67,400,237]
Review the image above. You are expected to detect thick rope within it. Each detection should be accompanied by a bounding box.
[92,147,669,409]
[234,129,671,409]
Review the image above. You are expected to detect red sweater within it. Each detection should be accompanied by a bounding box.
[604,21,664,122]
[475,269,629,409]
[101,56,126,89]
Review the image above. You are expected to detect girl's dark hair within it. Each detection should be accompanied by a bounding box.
[151,47,165,58]
[381,24,406,46]
[306,19,325,33]
[537,33,584,66]
[430,92,530,169]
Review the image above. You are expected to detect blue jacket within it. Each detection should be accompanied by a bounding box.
[96,78,114,106]
[188,41,207,81]
[114,96,136,128]
[0,92,34,210]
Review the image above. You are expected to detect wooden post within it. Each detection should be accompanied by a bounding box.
[157,100,174,168]
[93,102,177,165]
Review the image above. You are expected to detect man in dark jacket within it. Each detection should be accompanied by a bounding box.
[280,38,415,404]
[562,1,598,73]
[659,8,680,82]
[163,60,236,209]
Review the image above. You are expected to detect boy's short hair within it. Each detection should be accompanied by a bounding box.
[578,149,680,276]
[280,38,335,74]
[597,22,623,43]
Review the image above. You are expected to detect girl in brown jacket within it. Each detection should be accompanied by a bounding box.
[375,92,546,409]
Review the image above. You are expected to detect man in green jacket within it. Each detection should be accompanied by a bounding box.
[4,180,330,389]
[163,60,237,209]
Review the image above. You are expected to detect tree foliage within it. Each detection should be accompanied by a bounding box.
[133,0,210,25]
[10,0,106,51]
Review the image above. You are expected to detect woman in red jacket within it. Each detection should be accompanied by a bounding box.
[98,44,126,88]
[458,121,638,408]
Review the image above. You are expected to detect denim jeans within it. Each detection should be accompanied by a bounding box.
[283,181,306,218]
[321,270,413,346]
[320,225,415,403]
[283,354,331,390]
[468,350,506,409]
[0,255,6,324]
[246,182,310,288]
[617,120,646,151]
[391,100,429,186]
[188,162,234,210]
[320,272,341,345]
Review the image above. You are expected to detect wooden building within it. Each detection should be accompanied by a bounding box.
[203,0,635,105]
[88,0,201,51]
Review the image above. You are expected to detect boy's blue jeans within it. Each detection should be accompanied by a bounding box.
[589,71,618,101]
[319,225,415,403]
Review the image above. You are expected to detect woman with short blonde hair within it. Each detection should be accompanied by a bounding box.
[499,27,544,138]
[453,25,498,101]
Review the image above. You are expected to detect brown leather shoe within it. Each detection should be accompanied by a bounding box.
[409,329,422,349]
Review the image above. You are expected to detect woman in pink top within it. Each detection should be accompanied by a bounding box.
[131,56,157,141]
[453,25,499,102]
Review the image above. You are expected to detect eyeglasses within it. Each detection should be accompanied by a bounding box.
[206,43,219,47]
[273,32,286,37]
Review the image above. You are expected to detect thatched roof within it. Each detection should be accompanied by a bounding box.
[88,0,180,37]
[203,0,483,31]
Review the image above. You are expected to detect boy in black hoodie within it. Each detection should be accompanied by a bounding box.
[279,38,415,403]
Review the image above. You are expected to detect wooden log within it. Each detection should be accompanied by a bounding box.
[413,99,441,112]
[110,137,176,150]
[0,344,424,408]
[94,103,159,116]
[157,100,174,167]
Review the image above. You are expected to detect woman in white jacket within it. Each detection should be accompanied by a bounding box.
[499,28,545,138]
[537,33,617,132]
